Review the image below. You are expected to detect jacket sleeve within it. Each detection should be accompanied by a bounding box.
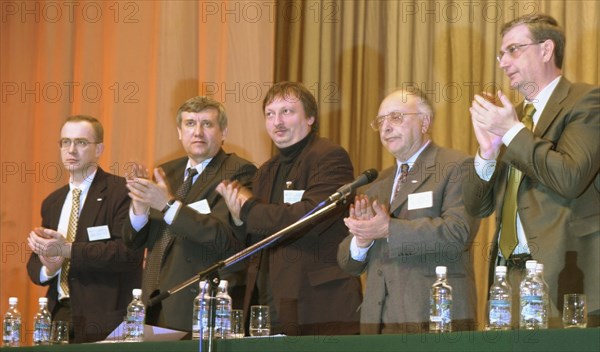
[503,87,600,199]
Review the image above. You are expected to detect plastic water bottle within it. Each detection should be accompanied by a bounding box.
[192,280,208,340]
[2,297,21,347]
[215,280,232,339]
[33,297,52,345]
[125,289,145,342]
[520,260,545,329]
[536,263,549,329]
[429,266,452,333]
[487,265,512,330]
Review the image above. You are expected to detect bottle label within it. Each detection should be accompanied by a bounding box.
[430,298,452,324]
[521,295,543,323]
[33,321,51,342]
[489,300,511,325]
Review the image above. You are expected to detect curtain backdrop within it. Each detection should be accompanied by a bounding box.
[273,0,599,328]
[0,0,274,344]
[1,0,598,342]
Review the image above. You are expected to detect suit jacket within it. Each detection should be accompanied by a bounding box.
[123,149,257,332]
[26,168,143,343]
[338,143,479,334]
[463,78,600,324]
[240,133,362,336]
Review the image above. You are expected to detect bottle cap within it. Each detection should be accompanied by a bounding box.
[435,266,447,275]
[132,288,142,296]
[218,280,228,288]
[38,297,48,304]
[8,297,17,304]
[495,265,507,274]
[199,280,207,290]
[525,260,538,269]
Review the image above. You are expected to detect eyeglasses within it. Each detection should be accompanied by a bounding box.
[58,138,99,149]
[496,41,545,62]
[370,111,425,131]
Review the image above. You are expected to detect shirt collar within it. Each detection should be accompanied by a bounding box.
[69,169,96,193]
[526,75,561,126]
[186,158,212,178]
[396,140,431,172]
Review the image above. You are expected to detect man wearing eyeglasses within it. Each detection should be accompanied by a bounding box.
[27,115,144,343]
[337,88,479,334]
[464,14,599,328]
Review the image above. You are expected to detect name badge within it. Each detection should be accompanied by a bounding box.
[284,190,304,204]
[188,199,211,214]
[87,225,111,241]
[407,191,433,210]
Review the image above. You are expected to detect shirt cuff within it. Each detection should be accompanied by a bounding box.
[162,201,182,225]
[474,151,497,182]
[350,236,373,261]
[502,123,526,146]
[40,266,59,283]
[129,207,149,232]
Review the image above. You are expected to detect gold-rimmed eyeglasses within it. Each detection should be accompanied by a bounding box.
[58,138,99,149]
[496,41,545,62]
[370,111,425,131]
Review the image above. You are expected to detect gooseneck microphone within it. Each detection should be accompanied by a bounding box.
[328,169,379,202]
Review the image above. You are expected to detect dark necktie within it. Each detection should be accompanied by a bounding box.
[391,163,409,204]
[499,104,536,259]
[60,188,81,296]
[142,167,198,300]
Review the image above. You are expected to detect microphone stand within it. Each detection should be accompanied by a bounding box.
[148,198,344,351]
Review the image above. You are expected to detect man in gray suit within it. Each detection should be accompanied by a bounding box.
[338,88,479,334]
[464,13,599,328]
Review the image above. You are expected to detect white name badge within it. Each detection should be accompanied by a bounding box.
[87,225,111,241]
[188,199,212,214]
[284,190,304,204]
[407,191,433,210]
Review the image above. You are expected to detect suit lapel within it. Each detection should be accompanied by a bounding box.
[533,77,570,137]
[390,143,437,214]
[48,187,69,230]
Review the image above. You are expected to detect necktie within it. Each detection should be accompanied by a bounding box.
[60,188,82,296]
[499,104,536,259]
[143,167,198,300]
[391,163,409,204]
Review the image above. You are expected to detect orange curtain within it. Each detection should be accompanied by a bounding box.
[1,0,274,344]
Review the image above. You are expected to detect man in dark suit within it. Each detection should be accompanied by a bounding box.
[27,115,143,343]
[464,13,599,327]
[217,82,362,336]
[337,88,479,334]
[123,96,257,332]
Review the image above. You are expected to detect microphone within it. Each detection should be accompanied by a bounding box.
[328,169,378,202]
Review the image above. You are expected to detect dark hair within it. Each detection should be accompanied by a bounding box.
[63,115,103,142]
[262,82,319,131]
[176,96,227,130]
[501,14,565,69]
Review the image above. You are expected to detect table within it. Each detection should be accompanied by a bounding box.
[2,328,598,351]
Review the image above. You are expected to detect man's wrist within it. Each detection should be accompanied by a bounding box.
[161,198,177,214]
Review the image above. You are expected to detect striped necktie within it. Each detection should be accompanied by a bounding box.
[142,167,198,301]
[60,188,82,296]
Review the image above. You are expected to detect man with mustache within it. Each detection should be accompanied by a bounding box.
[217,82,361,335]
